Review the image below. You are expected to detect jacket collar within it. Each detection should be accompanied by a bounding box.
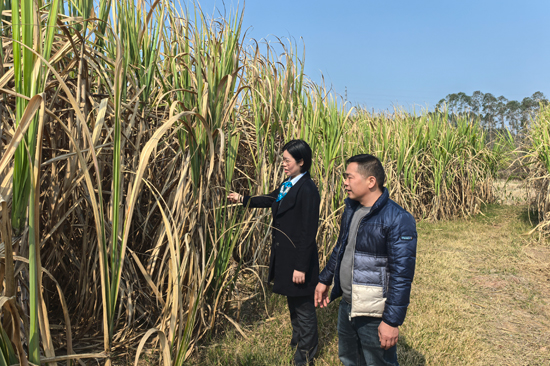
[274,171,311,216]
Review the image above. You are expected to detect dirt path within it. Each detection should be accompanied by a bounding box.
[404,205,550,365]
[467,206,550,365]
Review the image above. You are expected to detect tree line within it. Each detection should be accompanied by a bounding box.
[435,91,548,141]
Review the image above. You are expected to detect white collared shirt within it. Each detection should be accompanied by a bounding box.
[289,171,306,186]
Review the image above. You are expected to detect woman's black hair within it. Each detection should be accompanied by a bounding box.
[282,139,312,173]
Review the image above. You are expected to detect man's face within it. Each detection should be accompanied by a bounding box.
[343,162,375,203]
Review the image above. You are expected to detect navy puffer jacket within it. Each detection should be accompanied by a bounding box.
[319,188,417,327]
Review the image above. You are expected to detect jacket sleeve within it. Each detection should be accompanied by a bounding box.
[242,186,279,208]
[293,183,320,272]
[382,211,417,327]
[318,212,346,286]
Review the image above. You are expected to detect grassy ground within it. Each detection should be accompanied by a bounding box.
[189,204,550,365]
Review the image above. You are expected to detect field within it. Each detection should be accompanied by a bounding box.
[187,202,550,366]
[1,0,550,364]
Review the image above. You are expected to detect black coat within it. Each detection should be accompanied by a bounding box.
[243,172,320,297]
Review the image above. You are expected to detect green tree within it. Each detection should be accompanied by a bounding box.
[436,91,549,142]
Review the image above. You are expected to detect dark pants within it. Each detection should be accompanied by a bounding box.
[287,294,319,365]
[338,300,399,366]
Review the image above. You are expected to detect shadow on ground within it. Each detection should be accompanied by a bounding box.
[518,207,540,226]
[398,333,427,366]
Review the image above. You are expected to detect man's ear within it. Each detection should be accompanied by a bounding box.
[367,176,377,189]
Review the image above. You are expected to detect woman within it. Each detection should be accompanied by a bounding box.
[228,139,320,366]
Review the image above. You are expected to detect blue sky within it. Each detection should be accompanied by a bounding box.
[194,0,550,112]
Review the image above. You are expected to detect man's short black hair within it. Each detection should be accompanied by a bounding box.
[346,154,385,190]
[282,139,312,173]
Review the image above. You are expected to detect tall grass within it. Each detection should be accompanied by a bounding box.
[0,1,506,364]
[7,0,61,360]
[525,105,550,237]
[348,109,503,221]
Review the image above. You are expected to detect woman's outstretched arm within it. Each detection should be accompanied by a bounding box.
[227,187,279,208]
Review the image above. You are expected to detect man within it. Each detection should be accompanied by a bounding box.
[315,154,417,366]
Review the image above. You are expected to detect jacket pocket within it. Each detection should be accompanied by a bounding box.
[351,284,385,318]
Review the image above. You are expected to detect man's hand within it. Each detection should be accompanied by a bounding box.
[314,283,330,308]
[378,321,399,350]
[292,270,305,284]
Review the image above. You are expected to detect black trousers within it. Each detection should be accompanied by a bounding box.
[287,294,319,365]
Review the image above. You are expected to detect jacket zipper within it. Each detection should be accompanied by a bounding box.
[350,211,368,320]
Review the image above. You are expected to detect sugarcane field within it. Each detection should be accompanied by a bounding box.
[0,1,549,365]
